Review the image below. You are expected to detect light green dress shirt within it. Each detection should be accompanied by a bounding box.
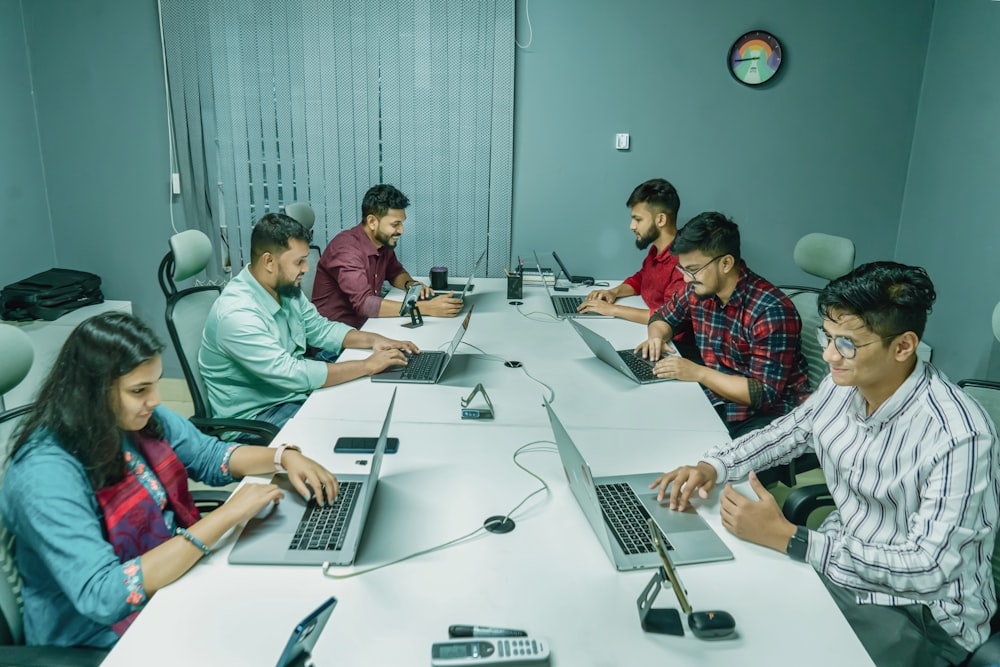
[199,266,352,420]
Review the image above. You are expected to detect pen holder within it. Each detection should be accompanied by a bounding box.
[506,274,523,299]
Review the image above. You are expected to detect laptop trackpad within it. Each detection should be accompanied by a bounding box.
[639,492,710,534]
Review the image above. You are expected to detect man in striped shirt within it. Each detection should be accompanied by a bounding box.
[651,262,1000,666]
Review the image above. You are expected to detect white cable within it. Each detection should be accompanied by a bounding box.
[515,303,561,322]
[156,0,180,234]
[459,342,556,404]
[515,0,533,49]
[320,440,555,580]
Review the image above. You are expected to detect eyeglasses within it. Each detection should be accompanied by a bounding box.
[676,255,725,280]
[816,328,901,359]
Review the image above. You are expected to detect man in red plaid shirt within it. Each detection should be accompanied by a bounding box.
[635,211,810,437]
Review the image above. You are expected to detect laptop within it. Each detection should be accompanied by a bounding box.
[567,318,678,384]
[551,251,594,286]
[372,306,474,384]
[544,399,732,570]
[532,250,611,319]
[228,390,398,566]
[434,249,487,299]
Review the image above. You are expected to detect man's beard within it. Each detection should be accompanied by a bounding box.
[634,228,657,250]
[376,230,401,247]
[276,282,302,298]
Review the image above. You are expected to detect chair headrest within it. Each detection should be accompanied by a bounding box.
[993,302,1000,345]
[285,202,316,231]
[0,324,34,395]
[793,233,855,281]
[170,230,213,282]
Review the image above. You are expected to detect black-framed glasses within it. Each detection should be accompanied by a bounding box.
[676,255,725,280]
[816,328,901,359]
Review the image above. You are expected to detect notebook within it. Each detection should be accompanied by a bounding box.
[371,306,474,384]
[567,318,678,384]
[228,390,397,566]
[532,250,610,319]
[434,249,487,299]
[544,399,732,570]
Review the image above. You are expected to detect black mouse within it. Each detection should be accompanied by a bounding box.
[687,610,736,638]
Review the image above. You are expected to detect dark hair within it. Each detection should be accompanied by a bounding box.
[671,211,741,263]
[250,213,312,264]
[10,312,166,489]
[817,261,936,339]
[361,184,410,220]
[626,178,680,220]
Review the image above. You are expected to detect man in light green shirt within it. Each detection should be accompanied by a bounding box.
[200,213,417,429]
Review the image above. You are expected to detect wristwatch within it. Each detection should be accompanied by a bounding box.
[273,444,301,473]
[786,525,809,562]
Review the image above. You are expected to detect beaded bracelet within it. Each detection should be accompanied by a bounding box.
[175,527,212,556]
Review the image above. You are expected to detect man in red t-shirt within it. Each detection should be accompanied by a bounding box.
[578,178,694,354]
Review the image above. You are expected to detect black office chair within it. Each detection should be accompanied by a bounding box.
[157,230,278,444]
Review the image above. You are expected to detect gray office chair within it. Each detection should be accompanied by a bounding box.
[780,233,857,392]
[284,203,323,300]
[157,230,278,444]
[0,325,34,413]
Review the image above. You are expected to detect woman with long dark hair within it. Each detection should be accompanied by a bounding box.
[0,312,338,648]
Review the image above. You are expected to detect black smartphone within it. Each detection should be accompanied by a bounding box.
[274,597,337,667]
[333,436,400,454]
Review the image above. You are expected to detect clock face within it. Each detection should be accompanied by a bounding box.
[729,31,782,86]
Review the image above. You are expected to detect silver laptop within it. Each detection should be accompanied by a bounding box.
[567,319,678,385]
[435,249,487,299]
[544,400,732,570]
[372,306,474,384]
[532,250,610,319]
[228,390,398,566]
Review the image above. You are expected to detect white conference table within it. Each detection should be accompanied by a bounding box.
[103,279,872,666]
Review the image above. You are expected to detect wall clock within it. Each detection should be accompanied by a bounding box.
[728,30,782,86]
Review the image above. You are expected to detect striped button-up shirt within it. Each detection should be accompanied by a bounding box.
[704,360,1000,651]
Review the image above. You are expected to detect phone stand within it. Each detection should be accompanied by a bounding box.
[401,302,424,329]
[636,567,685,635]
[460,382,495,419]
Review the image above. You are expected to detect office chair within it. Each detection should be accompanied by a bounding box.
[0,325,34,413]
[780,233,857,392]
[285,202,323,301]
[158,230,278,444]
[782,301,1000,667]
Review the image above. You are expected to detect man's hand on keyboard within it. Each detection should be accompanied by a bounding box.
[364,348,410,375]
[577,298,614,316]
[372,335,420,355]
[652,354,700,381]
[420,293,463,318]
[649,461,718,511]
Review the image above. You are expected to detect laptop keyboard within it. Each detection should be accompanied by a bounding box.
[616,350,657,382]
[552,295,584,316]
[595,482,672,555]
[288,481,362,551]
[398,351,443,381]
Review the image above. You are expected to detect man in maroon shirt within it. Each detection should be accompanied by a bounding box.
[312,184,462,328]
[578,178,695,358]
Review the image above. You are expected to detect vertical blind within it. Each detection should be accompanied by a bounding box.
[160,0,514,280]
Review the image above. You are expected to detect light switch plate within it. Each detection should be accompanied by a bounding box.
[615,133,630,150]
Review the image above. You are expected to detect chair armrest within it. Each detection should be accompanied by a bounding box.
[782,484,833,526]
[189,417,279,445]
[189,489,232,514]
[967,632,1000,667]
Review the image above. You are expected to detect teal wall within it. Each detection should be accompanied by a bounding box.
[18,0,182,371]
[0,0,56,288]
[512,0,933,287]
[896,2,1000,380]
[4,0,998,382]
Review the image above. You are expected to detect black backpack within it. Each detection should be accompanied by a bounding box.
[1,268,104,321]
